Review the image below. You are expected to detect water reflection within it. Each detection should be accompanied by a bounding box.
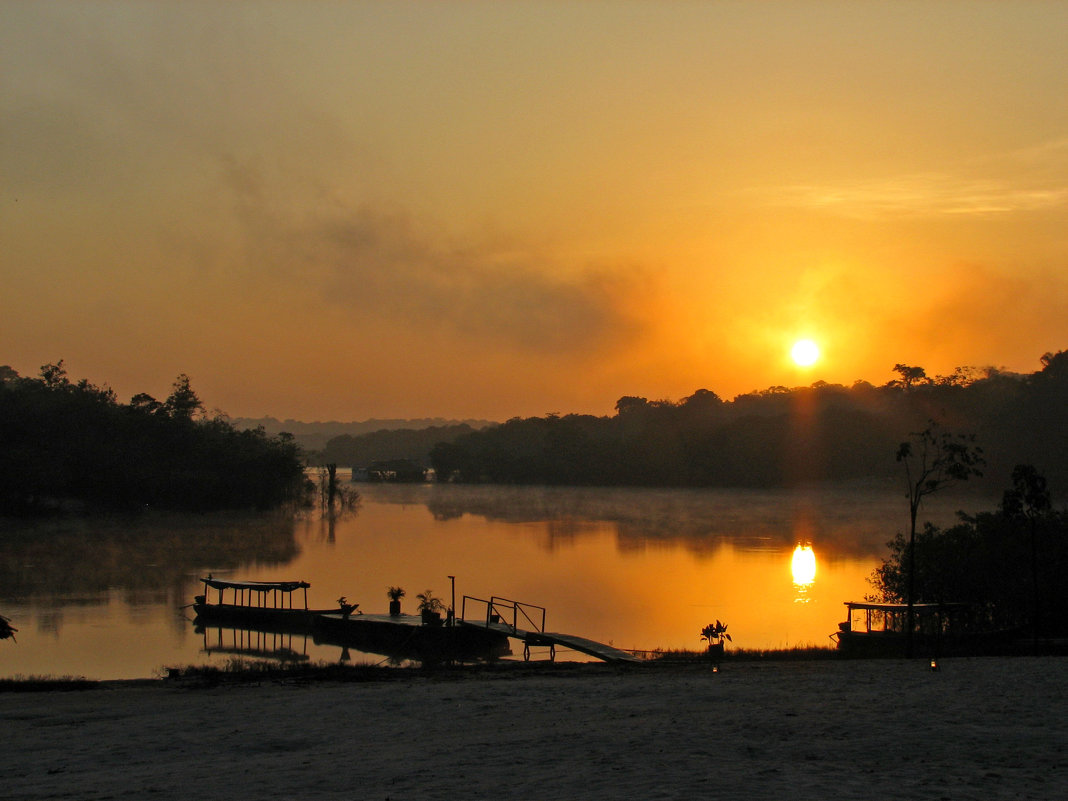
[0,512,300,606]
[410,482,973,558]
[200,625,312,664]
[0,484,992,679]
[791,543,817,603]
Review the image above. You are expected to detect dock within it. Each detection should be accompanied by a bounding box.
[192,578,643,665]
[459,596,642,663]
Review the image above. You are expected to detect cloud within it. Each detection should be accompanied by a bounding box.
[766,173,1068,219]
[219,160,649,355]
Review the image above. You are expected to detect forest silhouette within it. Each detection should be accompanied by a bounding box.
[5,350,1067,511]
[0,362,306,514]
[422,352,1068,491]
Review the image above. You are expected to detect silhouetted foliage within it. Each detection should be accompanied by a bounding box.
[319,424,477,471]
[0,363,306,514]
[895,423,984,655]
[1001,464,1055,650]
[429,350,1068,489]
[870,474,1068,637]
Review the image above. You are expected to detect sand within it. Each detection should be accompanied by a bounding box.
[1,657,1065,800]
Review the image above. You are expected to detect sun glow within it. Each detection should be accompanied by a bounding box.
[790,339,820,367]
[791,543,817,587]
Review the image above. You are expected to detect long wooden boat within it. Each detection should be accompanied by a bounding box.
[193,577,353,630]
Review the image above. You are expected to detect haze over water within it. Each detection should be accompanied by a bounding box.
[0,484,984,679]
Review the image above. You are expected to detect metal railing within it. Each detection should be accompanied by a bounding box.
[460,595,546,635]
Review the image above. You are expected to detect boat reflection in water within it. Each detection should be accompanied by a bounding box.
[193,618,513,667]
[198,624,313,665]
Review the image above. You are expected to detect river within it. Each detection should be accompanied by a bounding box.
[0,482,989,679]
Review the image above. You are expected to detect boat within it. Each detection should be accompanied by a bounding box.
[832,601,1023,657]
[193,577,355,630]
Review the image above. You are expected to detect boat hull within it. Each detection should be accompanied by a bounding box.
[193,603,335,632]
[834,629,1027,657]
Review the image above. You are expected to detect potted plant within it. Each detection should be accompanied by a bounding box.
[336,596,359,617]
[416,589,446,626]
[700,620,731,659]
[387,586,405,616]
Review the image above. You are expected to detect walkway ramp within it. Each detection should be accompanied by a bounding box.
[460,594,642,664]
[526,630,643,663]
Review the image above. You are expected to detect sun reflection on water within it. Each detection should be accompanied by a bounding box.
[791,543,817,602]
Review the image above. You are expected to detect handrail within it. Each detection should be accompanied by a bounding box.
[460,595,546,634]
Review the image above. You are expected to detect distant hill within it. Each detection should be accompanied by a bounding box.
[229,416,497,455]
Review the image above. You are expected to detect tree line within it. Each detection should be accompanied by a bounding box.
[317,424,480,470]
[0,362,306,514]
[427,351,1068,489]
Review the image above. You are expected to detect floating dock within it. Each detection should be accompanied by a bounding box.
[192,579,643,665]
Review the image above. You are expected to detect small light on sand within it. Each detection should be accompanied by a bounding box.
[712,665,719,673]
[930,659,940,672]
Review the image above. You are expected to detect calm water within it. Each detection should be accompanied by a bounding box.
[0,483,986,679]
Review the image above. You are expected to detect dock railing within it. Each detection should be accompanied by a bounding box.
[460,595,546,635]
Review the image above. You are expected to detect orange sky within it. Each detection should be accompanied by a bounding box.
[3,2,1067,421]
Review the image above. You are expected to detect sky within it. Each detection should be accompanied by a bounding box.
[3,1,1067,421]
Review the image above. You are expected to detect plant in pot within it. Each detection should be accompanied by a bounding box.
[416,589,446,626]
[700,620,731,659]
[387,586,405,616]
[336,596,360,617]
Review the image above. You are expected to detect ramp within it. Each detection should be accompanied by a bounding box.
[525,630,642,663]
[460,594,642,664]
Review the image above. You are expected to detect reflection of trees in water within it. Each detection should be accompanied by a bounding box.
[0,513,300,603]
[370,482,987,558]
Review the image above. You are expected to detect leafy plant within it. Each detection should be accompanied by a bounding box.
[700,620,731,646]
[386,586,406,602]
[0,615,17,642]
[416,590,445,614]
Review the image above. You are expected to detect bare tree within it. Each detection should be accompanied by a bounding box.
[896,422,984,656]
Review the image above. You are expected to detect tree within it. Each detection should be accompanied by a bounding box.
[162,373,203,420]
[129,392,163,415]
[614,396,649,416]
[891,363,930,391]
[896,422,985,656]
[39,360,70,389]
[1001,464,1052,652]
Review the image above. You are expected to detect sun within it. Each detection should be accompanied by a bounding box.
[790,339,820,367]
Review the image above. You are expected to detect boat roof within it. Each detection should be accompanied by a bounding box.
[843,601,968,611]
[201,578,310,593]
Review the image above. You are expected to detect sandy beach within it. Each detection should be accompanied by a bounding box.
[2,657,1065,801]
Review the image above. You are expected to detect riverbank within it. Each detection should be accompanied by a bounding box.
[2,656,1064,800]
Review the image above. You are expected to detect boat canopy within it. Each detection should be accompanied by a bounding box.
[201,578,310,593]
[842,601,967,612]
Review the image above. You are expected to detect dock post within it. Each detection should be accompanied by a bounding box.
[448,575,455,627]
